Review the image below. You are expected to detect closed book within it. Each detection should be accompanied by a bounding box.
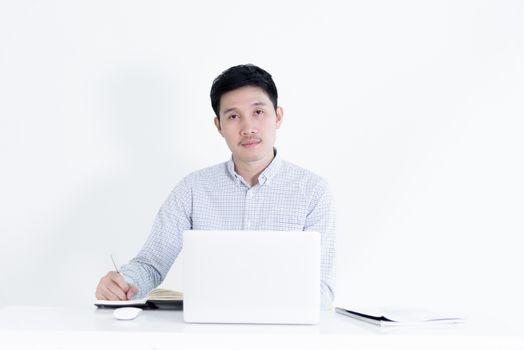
[335,306,464,327]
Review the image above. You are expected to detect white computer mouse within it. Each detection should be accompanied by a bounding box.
[113,307,142,320]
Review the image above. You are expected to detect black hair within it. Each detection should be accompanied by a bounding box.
[210,64,278,117]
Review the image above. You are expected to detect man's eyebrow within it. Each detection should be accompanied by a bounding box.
[222,107,237,115]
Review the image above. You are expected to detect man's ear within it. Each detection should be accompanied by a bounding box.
[275,107,284,129]
[214,116,223,136]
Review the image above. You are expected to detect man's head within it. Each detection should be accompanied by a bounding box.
[210,64,278,118]
[211,64,283,166]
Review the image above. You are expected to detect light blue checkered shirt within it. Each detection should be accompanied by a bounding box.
[121,150,336,309]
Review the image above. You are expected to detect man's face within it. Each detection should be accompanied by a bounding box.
[214,85,283,164]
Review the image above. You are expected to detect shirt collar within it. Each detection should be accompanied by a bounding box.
[226,148,282,186]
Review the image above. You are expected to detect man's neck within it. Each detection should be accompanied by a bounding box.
[234,153,275,187]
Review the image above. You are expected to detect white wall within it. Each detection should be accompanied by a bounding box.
[1,1,523,318]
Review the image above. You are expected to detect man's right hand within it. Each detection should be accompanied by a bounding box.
[95,271,138,301]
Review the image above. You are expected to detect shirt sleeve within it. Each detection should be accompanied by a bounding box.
[304,178,336,310]
[120,176,192,298]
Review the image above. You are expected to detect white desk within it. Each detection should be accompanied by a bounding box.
[0,305,522,349]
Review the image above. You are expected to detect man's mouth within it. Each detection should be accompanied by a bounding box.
[239,138,262,147]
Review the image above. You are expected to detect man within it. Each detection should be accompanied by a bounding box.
[95,64,336,309]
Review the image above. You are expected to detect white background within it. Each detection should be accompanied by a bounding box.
[1,0,523,318]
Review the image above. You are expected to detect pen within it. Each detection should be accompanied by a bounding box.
[110,254,120,273]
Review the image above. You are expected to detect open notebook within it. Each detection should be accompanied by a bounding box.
[94,288,183,310]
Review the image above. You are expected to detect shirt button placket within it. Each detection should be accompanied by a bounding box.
[245,189,254,230]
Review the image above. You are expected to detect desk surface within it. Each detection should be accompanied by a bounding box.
[0,305,522,349]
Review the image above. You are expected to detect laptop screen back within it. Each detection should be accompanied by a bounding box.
[182,230,320,324]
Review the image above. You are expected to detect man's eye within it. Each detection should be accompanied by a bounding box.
[255,110,264,116]
[228,115,238,120]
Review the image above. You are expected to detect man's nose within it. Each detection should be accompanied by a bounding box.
[240,119,258,136]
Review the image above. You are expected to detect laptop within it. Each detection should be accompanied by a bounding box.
[182,230,320,324]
